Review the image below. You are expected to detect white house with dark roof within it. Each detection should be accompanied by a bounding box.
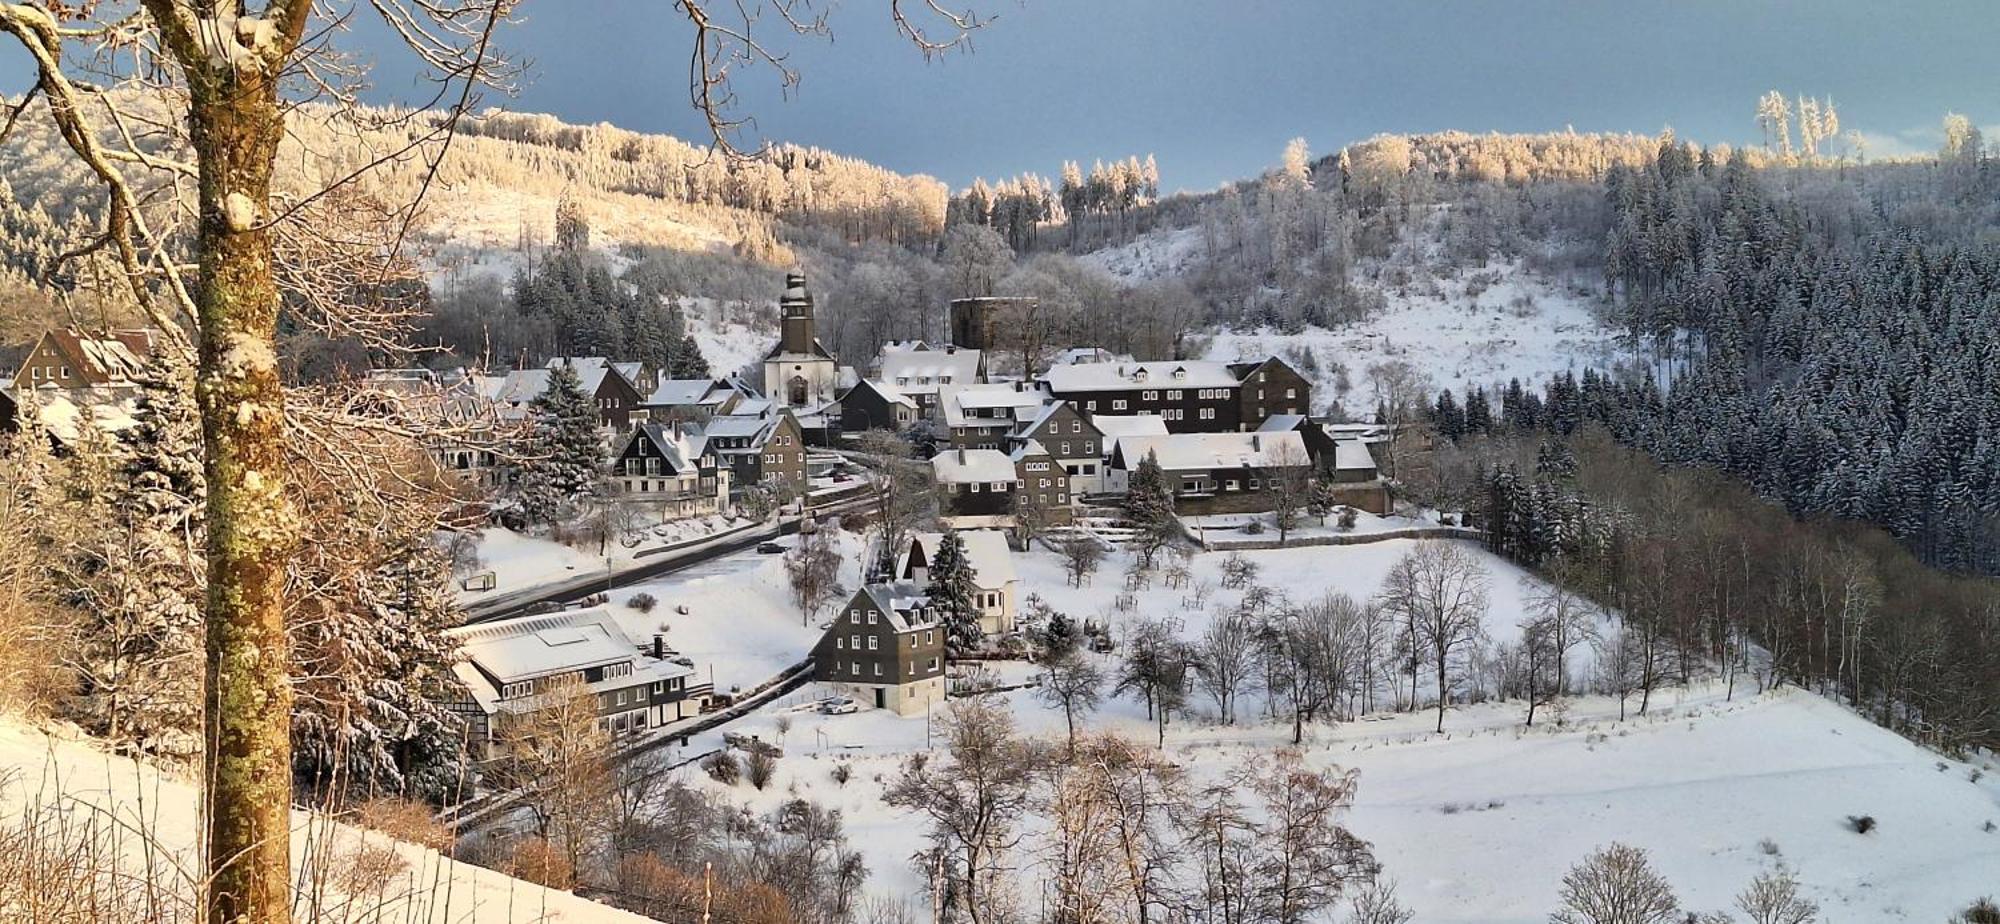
[442,609,708,758]
[896,530,1020,635]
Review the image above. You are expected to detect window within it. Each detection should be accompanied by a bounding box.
[850,608,861,624]
[970,482,981,493]
[1286,388,1297,399]
[653,681,665,695]
[1086,401,1097,412]
[835,636,844,650]
[1168,389,1182,400]
[873,662,883,677]
[850,634,861,650]
[615,690,628,706]
[1070,420,1082,433]
[925,630,935,645]
[1039,478,1051,488]
[867,610,878,625]
[1249,478,1261,490]
[1059,442,1071,454]
[990,482,1007,492]
[1057,493,1067,503]
[1143,390,1159,401]
[928,657,940,672]
[1112,399,1128,411]
[1200,408,1216,420]
[867,636,878,650]
[852,661,862,676]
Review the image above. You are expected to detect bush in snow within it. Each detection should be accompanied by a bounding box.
[1338,507,1359,529]
[1955,898,2000,924]
[1846,815,1876,835]
[702,750,740,785]
[831,763,852,786]
[627,592,658,613]
[746,749,776,790]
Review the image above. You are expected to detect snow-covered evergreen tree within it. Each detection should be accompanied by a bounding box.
[925,531,983,654]
[514,362,603,525]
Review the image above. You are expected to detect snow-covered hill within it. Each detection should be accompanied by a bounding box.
[654,536,2000,920]
[1083,222,1633,417]
[0,716,647,923]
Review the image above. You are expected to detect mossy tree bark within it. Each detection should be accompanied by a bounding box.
[139,4,314,921]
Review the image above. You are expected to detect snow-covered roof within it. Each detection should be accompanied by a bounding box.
[901,530,1017,590]
[1091,414,1171,439]
[646,377,721,408]
[1258,413,1310,433]
[696,413,772,441]
[1009,438,1052,463]
[1051,347,1134,366]
[939,383,1043,428]
[857,580,937,632]
[1334,439,1378,473]
[624,423,702,472]
[544,357,639,396]
[1042,359,1239,393]
[19,388,139,445]
[1114,431,1310,473]
[16,328,156,388]
[446,609,647,689]
[847,379,917,409]
[880,344,983,395]
[931,448,1019,484]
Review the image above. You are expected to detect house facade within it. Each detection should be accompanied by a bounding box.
[1040,357,1311,434]
[9,328,155,391]
[932,447,1020,529]
[699,408,807,495]
[1011,439,1076,529]
[938,382,1045,451]
[1108,431,1315,515]
[1013,400,1106,494]
[838,379,919,434]
[877,341,984,414]
[481,356,646,430]
[896,530,1020,636]
[810,582,948,716]
[443,609,710,759]
[612,422,729,518]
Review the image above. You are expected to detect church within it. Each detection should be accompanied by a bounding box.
[761,271,842,408]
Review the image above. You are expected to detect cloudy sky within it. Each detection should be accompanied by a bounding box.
[12,1,1999,190]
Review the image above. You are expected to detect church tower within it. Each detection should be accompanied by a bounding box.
[779,271,816,355]
[762,270,840,408]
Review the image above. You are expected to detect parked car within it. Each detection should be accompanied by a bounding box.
[757,541,785,554]
[818,697,859,715]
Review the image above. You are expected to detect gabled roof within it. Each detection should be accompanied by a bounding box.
[1257,413,1310,433]
[843,379,917,410]
[16,328,156,388]
[1014,400,1096,439]
[622,423,702,472]
[645,378,720,408]
[1008,438,1053,463]
[855,581,937,633]
[939,383,1043,428]
[696,414,772,441]
[763,337,837,361]
[544,357,641,396]
[1090,414,1172,439]
[1041,359,1239,393]
[931,448,1019,484]
[1334,439,1378,473]
[879,344,983,394]
[1112,431,1311,473]
[900,530,1017,590]
[1051,347,1134,366]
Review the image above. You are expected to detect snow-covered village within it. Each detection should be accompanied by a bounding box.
[2,4,1999,924]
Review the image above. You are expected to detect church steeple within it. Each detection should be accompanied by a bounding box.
[779,271,815,355]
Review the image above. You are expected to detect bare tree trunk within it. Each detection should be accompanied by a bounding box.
[186,57,299,924]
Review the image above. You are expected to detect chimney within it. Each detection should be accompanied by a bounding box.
[653,634,665,660]
[957,448,967,465]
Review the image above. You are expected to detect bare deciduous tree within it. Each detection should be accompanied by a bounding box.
[1550,843,1680,924]
[1378,542,1490,732]
[1035,649,1106,754]
[883,698,1040,924]
[1194,611,1259,724]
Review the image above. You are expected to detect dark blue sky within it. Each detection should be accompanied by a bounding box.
[14,2,2000,191]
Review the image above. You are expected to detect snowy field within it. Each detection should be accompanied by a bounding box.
[625,533,2000,920]
[604,529,870,694]
[0,718,648,923]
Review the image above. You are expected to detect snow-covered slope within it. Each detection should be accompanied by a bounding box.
[0,716,649,923]
[651,537,2000,920]
[1206,257,1627,417]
